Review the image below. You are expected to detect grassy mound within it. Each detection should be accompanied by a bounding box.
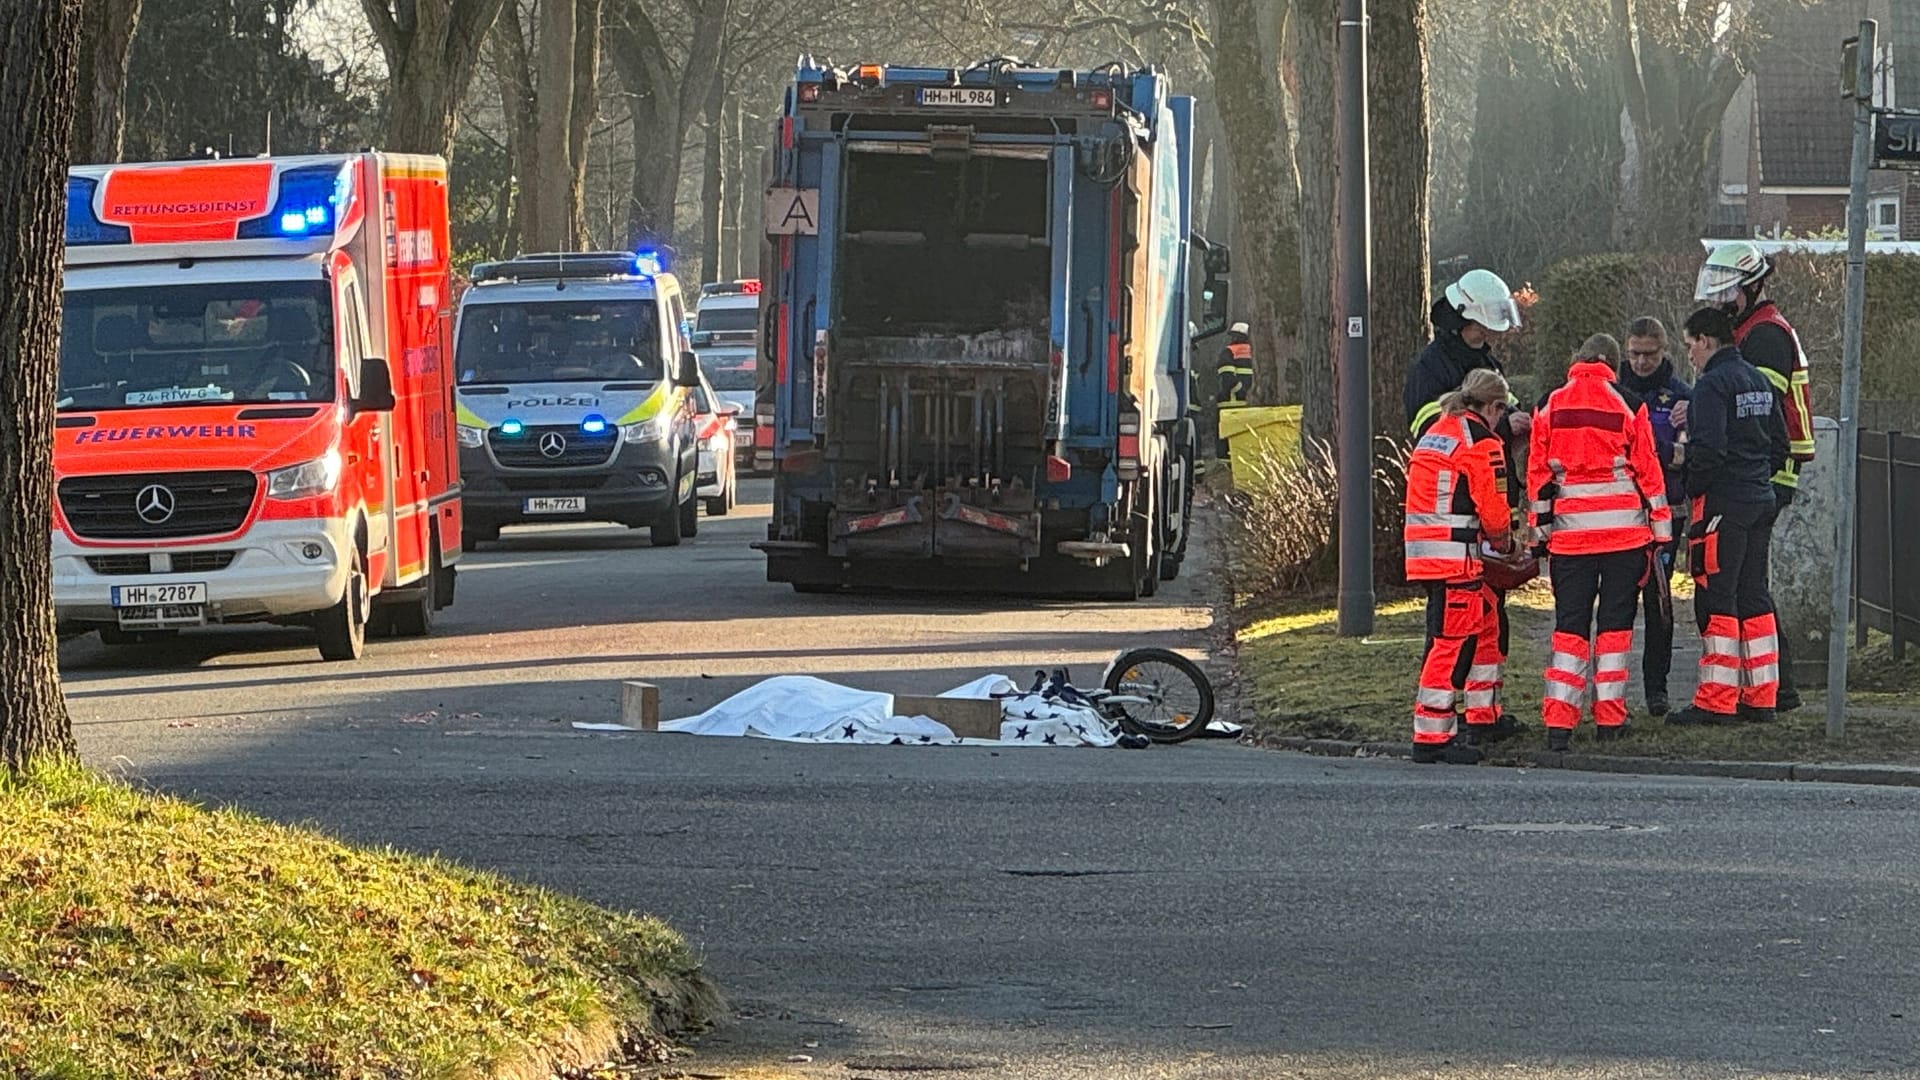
[0,763,721,1079]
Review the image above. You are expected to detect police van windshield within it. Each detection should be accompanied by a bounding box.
[58,282,334,412]
[694,305,757,334]
[457,300,662,384]
[698,353,755,391]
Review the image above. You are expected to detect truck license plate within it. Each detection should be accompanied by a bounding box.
[111,582,207,607]
[524,497,587,514]
[919,88,996,107]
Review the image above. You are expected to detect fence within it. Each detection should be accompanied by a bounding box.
[1855,429,1920,657]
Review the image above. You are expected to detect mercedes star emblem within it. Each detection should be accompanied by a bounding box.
[538,431,568,458]
[135,483,176,524]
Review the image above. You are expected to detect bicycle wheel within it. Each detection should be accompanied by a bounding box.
[1101,648,1214,743]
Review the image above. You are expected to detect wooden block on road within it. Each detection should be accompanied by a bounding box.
[621,681,661,730]
[894,694,1002,740]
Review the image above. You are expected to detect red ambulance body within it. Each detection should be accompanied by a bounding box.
[55,153,461,660]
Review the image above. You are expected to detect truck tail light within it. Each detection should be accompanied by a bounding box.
[1117,412,1142,481]
[1046,346,1064,430]
[1046,455,1073,483]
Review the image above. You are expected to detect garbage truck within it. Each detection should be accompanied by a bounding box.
[752,57,1231,598]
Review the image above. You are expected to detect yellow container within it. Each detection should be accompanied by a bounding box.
[1219,405,1303,488]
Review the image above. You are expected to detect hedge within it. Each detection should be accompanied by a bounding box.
[1526,251,1920,414]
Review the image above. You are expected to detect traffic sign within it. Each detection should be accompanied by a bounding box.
[1873,112,1920,168]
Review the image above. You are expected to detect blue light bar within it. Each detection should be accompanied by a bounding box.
[634,249,667,276]
[581,415,608,435]
[237,163,346,240]
[500,419,524,436]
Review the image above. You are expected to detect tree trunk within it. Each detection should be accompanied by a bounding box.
[492,4,537,255]
[567,0,603,249]
[1,0,82,773]
[70,0,142,164]
[1210,0,1301,404]
[1368,0,1431,445]
[606,9,677,244]
[700,72,725,283]
[365,0,511,160]
[722,91,744,280]
[1288,0,1339,449]
[525,0,577,252]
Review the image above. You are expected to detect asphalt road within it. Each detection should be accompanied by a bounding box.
[63,481,1920,1079]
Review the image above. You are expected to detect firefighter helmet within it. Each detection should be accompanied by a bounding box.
[1443,269,1520,333]
[1695,240,1772,303]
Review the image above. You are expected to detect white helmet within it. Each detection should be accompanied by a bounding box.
[1696,240,1771,303]
[1444,268,1520,332]
[1229,321,1250,335]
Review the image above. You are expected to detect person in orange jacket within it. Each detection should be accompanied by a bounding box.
[1528,334,1673,751]
[1404,367,1522,765]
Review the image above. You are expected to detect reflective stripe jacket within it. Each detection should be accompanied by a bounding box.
[1528,362,1672,555]
[1733,301,1816,486]
[1217,341,1252,406]
[1404,410,1512,581]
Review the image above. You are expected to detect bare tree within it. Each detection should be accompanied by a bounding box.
[71,0,142,164]
[1368,0,1431,441]
[1,0,82,772]
[605,0,731,243]
[1210,0,1299,404]
[360,0,510,158]
[1609,0,1752,250]
[1287,0,1339,447]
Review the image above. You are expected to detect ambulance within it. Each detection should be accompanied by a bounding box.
[55,152,462,661]
[451,251,704,548]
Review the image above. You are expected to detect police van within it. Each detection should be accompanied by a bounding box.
[452,251,703,548]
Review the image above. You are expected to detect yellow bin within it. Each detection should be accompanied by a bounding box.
[1218,405,1304,489]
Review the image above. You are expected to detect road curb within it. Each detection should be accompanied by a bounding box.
[1256,734,1920,789]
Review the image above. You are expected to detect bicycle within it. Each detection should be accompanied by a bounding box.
[1029,648,1216,745]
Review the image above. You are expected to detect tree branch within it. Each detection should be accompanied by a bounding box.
[358,0,402,69]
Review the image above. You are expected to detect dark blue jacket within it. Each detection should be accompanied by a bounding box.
[1618,357,1691,505]
[1685,347,1787,505]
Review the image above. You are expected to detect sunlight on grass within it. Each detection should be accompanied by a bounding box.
[0,763,721,1079]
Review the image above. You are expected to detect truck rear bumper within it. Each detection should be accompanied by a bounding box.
[52,517,352,628]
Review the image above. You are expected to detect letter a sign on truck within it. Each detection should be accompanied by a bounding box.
[766,188,819,235]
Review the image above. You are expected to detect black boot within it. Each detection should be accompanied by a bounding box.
[1412,736,1483,765]
[1737,704,1778,724]
[1595,723,1630,743]
[1645,694,1669,720]
[1546,728,1572,752]
[1669,705,1735,727]
[1774,688,1802,713]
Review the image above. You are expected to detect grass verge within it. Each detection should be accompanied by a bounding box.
[0,763,722,1079]
[1237,583,1920,764]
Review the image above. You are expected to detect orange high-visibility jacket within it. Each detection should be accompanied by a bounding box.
[1528,361,1672,555]
[1404,410,1512,581]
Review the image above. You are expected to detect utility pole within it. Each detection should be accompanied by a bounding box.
[1830,18,1876,739]
[1336,0,1375,637]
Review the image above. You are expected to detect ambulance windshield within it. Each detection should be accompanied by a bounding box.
[456,300,662,384]
[58,282,334,411]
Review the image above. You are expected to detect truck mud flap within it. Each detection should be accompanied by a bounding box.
[829,497,934,559]
[934,494,1042,560]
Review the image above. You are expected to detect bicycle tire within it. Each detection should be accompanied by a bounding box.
[1102,647,1214,743]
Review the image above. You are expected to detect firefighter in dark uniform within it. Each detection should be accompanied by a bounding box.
[1216,321,1254,462]
[1693,241,1814,712]
[1670,307,1790,727]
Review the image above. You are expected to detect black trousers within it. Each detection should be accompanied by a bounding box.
[1691,497,1776,629]
[1640,538,1679,700]
[1553,549,1646,639]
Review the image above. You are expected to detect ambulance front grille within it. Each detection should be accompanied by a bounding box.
[59,471,258,540]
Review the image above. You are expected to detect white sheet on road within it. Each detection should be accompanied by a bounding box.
[657,674,1116,747]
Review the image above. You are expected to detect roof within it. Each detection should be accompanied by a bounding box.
[1755,0,1867,188]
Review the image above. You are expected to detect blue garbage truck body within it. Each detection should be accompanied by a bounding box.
[753,59,1229,598]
